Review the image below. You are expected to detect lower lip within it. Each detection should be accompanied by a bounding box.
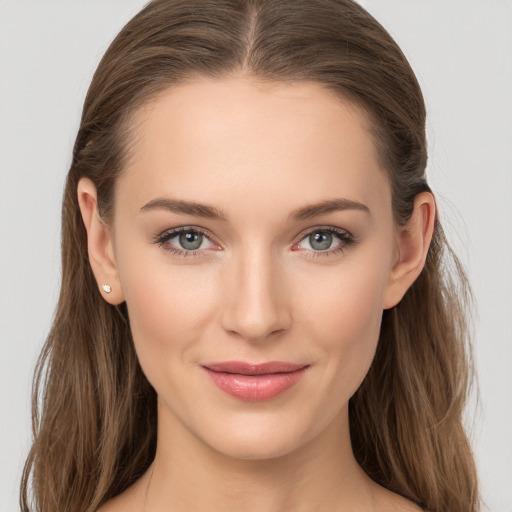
[202,366,309,401]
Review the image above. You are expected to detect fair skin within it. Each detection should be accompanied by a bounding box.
[79,76,435,512]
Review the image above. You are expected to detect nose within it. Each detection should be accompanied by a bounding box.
[220,246,291,343]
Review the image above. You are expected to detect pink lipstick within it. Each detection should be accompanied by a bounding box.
[202,361,309,401]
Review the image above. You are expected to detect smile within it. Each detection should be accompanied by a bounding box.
[201,361,310,401]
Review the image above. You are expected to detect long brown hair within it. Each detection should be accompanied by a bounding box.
[21,1,479,510]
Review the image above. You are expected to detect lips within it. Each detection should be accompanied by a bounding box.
[202,361,310,401]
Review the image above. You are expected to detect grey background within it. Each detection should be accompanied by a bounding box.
[1,1,511,510]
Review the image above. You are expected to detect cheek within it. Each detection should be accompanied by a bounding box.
[117,249,219,383]
[296,257,389,395]
[115,225,393,404]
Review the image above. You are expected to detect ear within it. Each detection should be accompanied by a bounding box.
[77,177,125,305]
[383,191,436,309]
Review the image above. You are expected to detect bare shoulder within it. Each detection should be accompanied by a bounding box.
[96,491,137,512]
[371,481,424,512]
[96,473,149,512]
[381,494,424,512]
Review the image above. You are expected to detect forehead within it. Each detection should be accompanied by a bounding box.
[116,76,390,219]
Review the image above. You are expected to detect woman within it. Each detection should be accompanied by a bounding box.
[20,0,479,511]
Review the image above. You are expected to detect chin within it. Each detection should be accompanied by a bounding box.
[194,410,328,463]
[210,434,304,462]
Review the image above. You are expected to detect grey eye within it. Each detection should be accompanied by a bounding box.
[179,231,204,250]
[308,231,333,250]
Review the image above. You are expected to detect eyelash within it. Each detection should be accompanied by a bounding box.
[154,226,218,259]
[294,227,355,259]
[154,226,355,259]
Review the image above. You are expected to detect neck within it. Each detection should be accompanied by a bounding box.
[140,402,377,512]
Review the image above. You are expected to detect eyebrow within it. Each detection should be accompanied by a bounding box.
[289,198,370,220]
[140,197,370,221]
[140,198,228,220]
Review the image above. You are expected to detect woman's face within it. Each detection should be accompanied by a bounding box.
[110,77,399,459]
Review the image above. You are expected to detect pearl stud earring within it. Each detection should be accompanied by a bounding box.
[102,284,112,294]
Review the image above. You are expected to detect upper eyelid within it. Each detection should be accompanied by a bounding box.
[295,225,352,240]
[157,225,352,249]
[157,225,218,242]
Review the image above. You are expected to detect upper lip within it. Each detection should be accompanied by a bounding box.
[203,361,309,375]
